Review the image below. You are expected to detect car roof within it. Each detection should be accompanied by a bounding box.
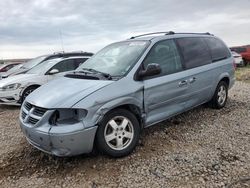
[1,64,15,68]
[1,62,20,66]
[28,52,93,63]
[58,56,91,60]
[231,51,240,55]
[45,52,93,59]
[43,56,90,62]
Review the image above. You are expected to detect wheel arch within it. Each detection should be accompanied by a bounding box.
[217,73,230,87]
[95,97,144,129]
[209,74,230,101]
[220,77,230,87]
[20,84,41,102]
[108,104,143,127]
[21,84,41,94]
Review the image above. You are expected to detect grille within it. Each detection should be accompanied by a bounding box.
[24,102,32,111]
[21,102,48,126]
[28,116,39,125]
[21,111,27,120]
[33,107,47,116]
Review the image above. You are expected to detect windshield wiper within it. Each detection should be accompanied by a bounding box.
[81,68,112,80]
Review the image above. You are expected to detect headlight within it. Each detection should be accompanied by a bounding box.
[49,109,88,126]
[0,83,21,91]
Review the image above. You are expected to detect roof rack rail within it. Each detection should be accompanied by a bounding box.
[130,31,175,39]
[174,32,213,36]
[130,31,213,39]
[53,51,65,54]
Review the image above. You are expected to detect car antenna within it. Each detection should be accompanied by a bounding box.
[59,30,65,52]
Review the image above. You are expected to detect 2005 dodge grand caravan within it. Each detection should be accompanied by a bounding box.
[20,32,235,157]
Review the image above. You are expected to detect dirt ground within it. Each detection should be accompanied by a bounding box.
[0,81,249,188]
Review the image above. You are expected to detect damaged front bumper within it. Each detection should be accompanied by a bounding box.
[19,109,98,157]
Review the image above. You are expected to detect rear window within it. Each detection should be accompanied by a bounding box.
[176,37,211,69]
[230,47,247,54]
[204,38,231,62]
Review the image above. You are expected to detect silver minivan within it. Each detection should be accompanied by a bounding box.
[19,32,235,157]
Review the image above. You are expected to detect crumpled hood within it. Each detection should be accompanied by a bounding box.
[26,77,114,108]
[0,74,39,87]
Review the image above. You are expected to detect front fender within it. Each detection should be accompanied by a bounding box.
[75,95,143,129]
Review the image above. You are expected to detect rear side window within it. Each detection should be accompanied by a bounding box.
[51,59,76,73]
[50,58,88,73]
[176,37,211,69]
[143,39,183,76]
[205,38,231,62]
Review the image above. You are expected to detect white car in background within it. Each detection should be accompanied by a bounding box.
[0,56,90,105]
[0,52,93,79]
[232,51,244,66]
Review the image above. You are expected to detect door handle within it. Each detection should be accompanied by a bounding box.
[179,80,188,87]
[189,77,196,83]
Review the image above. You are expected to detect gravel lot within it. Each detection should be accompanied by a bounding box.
[0,81,249,188]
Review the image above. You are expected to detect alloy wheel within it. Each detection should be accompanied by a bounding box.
[217,85,227,105]
[104,116,134,151]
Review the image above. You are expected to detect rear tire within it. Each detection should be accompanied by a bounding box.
[96,109,140,158]
[209,81,228,109]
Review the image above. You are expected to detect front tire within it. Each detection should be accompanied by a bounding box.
[21,86,39,103]
[209,81,228,109]
[96,109,140,157]
[243,59,248,67]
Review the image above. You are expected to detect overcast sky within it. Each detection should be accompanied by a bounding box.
[0,0,250,59]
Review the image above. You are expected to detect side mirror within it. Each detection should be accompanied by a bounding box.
[48,69,59,75]
[138,63,161,79]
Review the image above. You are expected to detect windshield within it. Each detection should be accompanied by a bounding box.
[26,59,58,75]
[22,56,46,69]
[77,41,149,76]
[6,64,23,73]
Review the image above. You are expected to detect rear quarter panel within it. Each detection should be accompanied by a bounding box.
[210,56,235,95]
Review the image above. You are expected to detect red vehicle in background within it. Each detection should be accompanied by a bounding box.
[230,46,250,66]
